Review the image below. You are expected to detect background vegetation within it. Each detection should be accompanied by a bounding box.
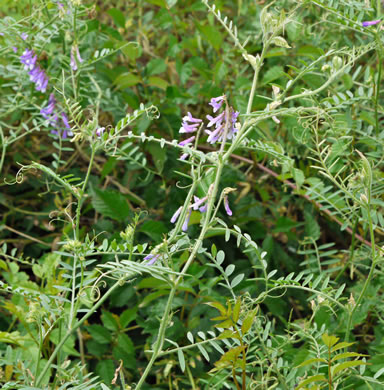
[1,0,384,389]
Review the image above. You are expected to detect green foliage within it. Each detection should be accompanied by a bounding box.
[1,0,384,389]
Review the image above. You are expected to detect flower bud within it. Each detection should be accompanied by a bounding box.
[360,193,368,203]
[332,56,343,71]
[348,293,356,308]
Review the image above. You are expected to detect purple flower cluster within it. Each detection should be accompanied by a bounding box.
[16,36,79,140]
[20,49,49,92]
[40,94,73,139]
[20,49,37,70]
[171,95,238,228]
[178,95,239,152]
[206,108,239,144]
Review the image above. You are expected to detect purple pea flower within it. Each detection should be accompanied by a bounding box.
[171,193,211,231]
[20,32,28,41]
[206,111,225,128]
[170,206,192,232]
[75,46,83,63]
[70,45,84,71]
[20,49,37,70]
[96,127,105,137]
[179,134,196,160]
[205,109,239,144]
[70,49,77,71]
[12,47,18,53]
[29,65,49,92]
[170,206,182,223]
[182,209,192,232]
[41,94,74,139]
[209,95,225,113]
[362,20,381,27]
[144,254,160,265]
[41,93,56,121]
[192,195,208,213]
[61,113,73,138]
[179,112,202,134]
[224,196,232,216]
[57,2,65,12]
[179,136,195,147]
[56,1,71,14]
[51,113,73,139]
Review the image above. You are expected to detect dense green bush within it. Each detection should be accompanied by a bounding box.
[1,0,384,389]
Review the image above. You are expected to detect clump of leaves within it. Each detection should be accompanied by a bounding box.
[296,333,367,389]
[207,298,257,389]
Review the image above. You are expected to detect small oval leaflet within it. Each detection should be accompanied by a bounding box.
[231,273,244,288]
[225,264,235,277]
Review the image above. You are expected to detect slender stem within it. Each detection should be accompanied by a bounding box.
[328,346,332,390]
[345,206,377,342]
[75,146,96,239]
[135,287,176,389]
[68,147,96,327]
[135,134,226,390]
[232,366,242,390]
[0,127,6,175]
[186,364,197,390]
[77,328,87,373]
[72,259,85,327]
[3,225,50,247]
[374,48,382,137]
[246,67,260,116]
[335,217,358,282]
[35,279,122,387]
[68,256,78,328]
[34,325,43,378]
[284,45,375,104]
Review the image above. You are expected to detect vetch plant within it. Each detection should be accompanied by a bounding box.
[1,0,384,389]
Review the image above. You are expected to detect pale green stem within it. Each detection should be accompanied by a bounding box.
[34,324,43,379]
[135,161,225,390]
[246,46,265,116]
[68,255,78,329]
[68,146,96,328]
[0,127,5,175]
[75,146,96,239]
[345,205,377,341]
